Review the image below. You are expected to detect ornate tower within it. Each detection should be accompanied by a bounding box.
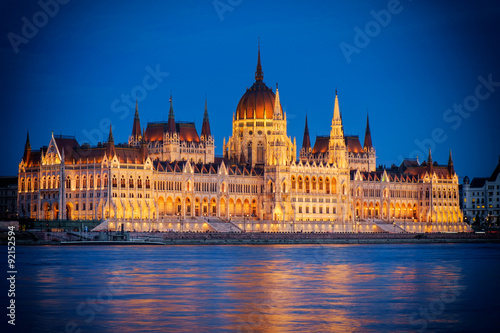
[129,100,142,146]
[328,91,348,169]
[225,43,296,167]
[363,114,376,172]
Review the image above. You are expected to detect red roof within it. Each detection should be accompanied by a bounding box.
[345,136,363,154]
[312,136,329,154]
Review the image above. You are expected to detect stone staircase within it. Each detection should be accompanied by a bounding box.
[373,219,406,233]
[203,217,242,232]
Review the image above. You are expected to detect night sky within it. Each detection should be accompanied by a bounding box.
[1,0,499,180]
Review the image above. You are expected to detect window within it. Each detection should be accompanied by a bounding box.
[129,176,134,188]
[82,176,87,189]
[121,176,125,188]
[146,177,150,189]
[90,175,94,188]
[66,177,71,189]
[97,175,101,188]
[137,176,142,188]
[76,176,80,189]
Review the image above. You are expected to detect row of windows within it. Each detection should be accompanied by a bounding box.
[297,206,337,214]
[229,184,259,194]
[291,176,337,194]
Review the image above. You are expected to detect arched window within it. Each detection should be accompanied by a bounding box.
[129,176,134,188]
[325,178,330,194]
[146,176,150,189]
[76,176,80,189]
[319,177,323,191]
[312,177,317,190]
[89,175,94,189]
[34,177,38,191]
[66,176,71,189]
[137,176,142,189]
[27,178,31,191]
[82,176,87,189]
[97,175,101,188]
[298,176,303,190]
[305,177,310,193]
[52,176,56,189]
[56,176,60,189]
[42,177,46,189]
[291,176,296,190]
[20,178,25,192]
[104,174,108,188]
[113,175,118,188]
[121,176,125,188]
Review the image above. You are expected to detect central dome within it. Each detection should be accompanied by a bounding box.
[236,47,280,120]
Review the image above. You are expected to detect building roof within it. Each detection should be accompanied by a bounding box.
[311,136,329,154]
[345,135,364,154]
[470,177,487,188]
[489,156,500,182]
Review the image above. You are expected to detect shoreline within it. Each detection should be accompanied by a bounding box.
[5,231,500,245]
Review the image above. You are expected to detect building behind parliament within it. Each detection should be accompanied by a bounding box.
[17,49,469,233]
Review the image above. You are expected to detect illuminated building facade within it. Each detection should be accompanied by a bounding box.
[17,49,469,232]
[462,157,500,225]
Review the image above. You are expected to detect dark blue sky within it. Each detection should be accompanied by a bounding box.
[1,0,499,179]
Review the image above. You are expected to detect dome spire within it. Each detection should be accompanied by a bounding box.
[363,113,373,149]
[255,38,263,82]
[201,97,211,139]
[167,94,176,134]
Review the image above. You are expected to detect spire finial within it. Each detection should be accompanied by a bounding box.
[108,124,114,143]
[255,39,263,81]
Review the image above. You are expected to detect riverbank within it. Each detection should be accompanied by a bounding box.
[3,230,500,245]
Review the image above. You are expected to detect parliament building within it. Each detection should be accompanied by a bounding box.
[17,49,469,233]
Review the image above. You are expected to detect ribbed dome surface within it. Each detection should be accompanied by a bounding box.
[236,81,275,119]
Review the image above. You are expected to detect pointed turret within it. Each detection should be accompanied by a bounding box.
[333,90,341,122]
[255,39,263,82]
[273,84,283,120]
[364,114,373,150]
[107,124,116,157]
[302,114,311,152]
[329,90,347,167]
[167,95,176,134]
[131,100,141,141]
[108,124,114,143]
[201,98,211,139]
[427,148,434,174]
[23,131,31,162]
[448,150,455,177]
[140,128,148,162]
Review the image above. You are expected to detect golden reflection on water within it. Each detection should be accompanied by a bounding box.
[20,245,472,332]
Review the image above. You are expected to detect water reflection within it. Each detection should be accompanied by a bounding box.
[13,244,500,332]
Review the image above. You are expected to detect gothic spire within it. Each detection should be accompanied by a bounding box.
[302,114,311,152]
[255,38,263,82]
[273,84,283,120]
[167,94,176,134]
[448,149,455,177]
[107,124,116,157]
[132,99,141,140]
[427,148,434,174]
[201,97,211,139]
[333,90,341,121]
[108,124,114,143]
[363,113,373,149]
[23,131,31,162]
